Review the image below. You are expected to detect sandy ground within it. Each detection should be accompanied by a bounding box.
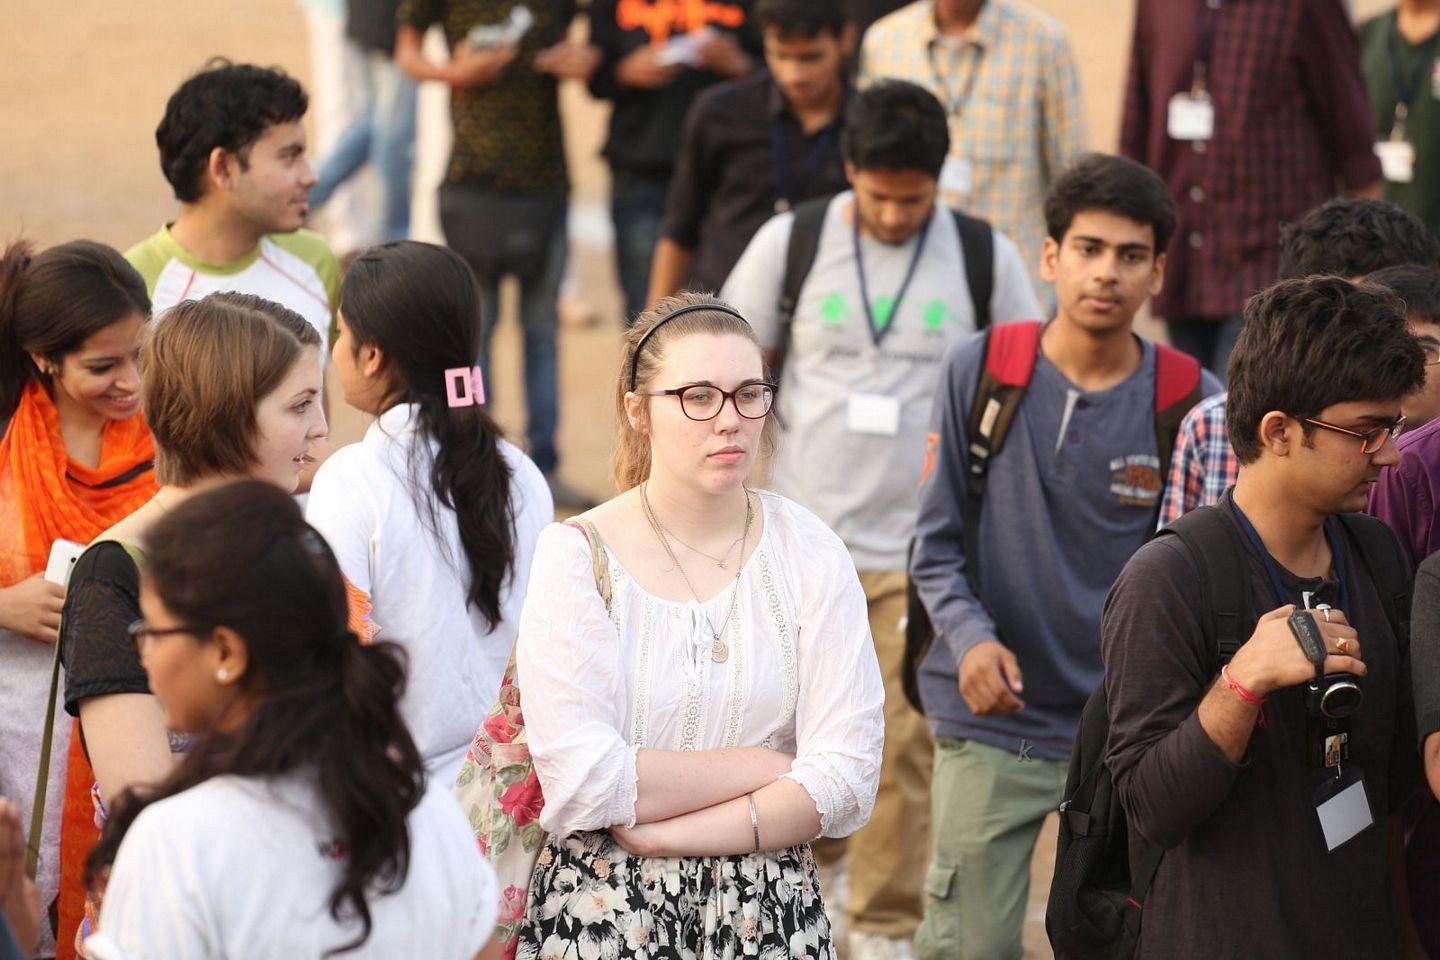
[0,2,1392,955]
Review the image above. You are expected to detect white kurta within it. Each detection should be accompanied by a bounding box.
[516,491,885,840]
[307,404,553,783]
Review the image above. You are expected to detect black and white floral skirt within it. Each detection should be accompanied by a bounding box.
[516,831,835,960]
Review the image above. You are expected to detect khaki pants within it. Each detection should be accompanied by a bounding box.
[820,570,934,938]
[916,737,1067,960]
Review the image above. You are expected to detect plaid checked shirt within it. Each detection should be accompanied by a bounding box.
[859,0,1086,299]
[1159,391,1238,528]
[1121,0,1380,321]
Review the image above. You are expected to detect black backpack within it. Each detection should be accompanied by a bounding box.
[1044,505,1412,960]
[769,194,994,385]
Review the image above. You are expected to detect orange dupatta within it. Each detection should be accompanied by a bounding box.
[0,380,157,960]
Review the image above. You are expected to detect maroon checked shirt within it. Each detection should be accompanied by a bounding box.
[1120,0,1381,321]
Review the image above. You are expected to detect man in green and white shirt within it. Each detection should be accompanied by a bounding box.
[127,62,340,348]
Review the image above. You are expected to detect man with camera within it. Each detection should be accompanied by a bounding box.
[1101,276,1426,957]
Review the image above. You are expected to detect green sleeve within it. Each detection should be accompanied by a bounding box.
[124,236,171,297]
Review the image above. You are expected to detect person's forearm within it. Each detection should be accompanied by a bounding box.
[1114,682,1245,848]
[635,746,792,824]
[646,238,695,306]
[80,693,175,804]
[640,777,820,857]
[1196,673,1260,763]
[395,26,450,82]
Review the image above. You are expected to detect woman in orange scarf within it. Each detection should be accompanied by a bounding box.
[0,240,155,960]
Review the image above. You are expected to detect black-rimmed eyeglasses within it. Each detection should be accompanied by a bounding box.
[1302,416,1405,454]
[643,382,776,422]
[127,619,205,655]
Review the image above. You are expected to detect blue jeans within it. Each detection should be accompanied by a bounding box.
[310,48,417,243]
[440,186,568,475]
[610,171,669,324]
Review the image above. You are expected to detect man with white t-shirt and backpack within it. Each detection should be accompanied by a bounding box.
[721,79,1038,959]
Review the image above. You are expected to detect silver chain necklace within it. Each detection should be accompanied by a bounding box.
[640,483,754,664]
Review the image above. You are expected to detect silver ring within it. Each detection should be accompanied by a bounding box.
[1317,605,1332,623]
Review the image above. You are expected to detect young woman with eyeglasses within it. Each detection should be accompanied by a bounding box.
[81,480,496,959]
[510,292,884,958]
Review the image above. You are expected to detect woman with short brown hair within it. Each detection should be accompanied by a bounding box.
[58,291,327,952]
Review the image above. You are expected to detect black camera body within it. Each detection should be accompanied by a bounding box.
[1289,609,1362,769]
[1288,609,1364,720]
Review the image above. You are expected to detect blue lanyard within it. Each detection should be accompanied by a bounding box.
[852,212,932,348]
[1231,501,1350,621]
[1387,12,1440,119]
[771,119,837,213]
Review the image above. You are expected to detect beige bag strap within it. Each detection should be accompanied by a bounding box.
[27,538,144,879]
[564,518,612,613]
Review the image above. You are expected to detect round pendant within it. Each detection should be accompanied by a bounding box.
[711,640,729,663]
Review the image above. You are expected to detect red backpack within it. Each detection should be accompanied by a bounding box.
[901,320,1204,713]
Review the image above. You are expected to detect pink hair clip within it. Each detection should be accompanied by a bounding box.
[444,366,487,408]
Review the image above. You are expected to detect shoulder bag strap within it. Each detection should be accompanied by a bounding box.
[27,538,144,879]
[565,518,614,614]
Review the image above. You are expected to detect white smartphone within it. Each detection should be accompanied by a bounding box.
[45,538,86,586]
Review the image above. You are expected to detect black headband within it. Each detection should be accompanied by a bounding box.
[627,302,749,392]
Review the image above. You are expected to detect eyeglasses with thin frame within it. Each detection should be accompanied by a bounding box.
[1420,341,1440,366]
[127,619,205,655]
[1302,416,1406,454]
[643,381,776,422]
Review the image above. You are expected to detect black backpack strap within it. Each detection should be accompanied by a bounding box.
[771,195,834,386]
[1335,512,1412,645]
[951,210,994,332]
[1157,505,1253,666]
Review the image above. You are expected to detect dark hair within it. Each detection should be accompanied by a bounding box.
[0,240,150,420]
[755,0,846,38]
[1044,153,1177,255]
[841,80,949,177]
[1227,277,1425,464]
[87,480,423,955]
[1366,264,1440,328]
[156,59,308,203]
[1277,198,1440,281]
[143,291,321,486]
[340,242,516,628]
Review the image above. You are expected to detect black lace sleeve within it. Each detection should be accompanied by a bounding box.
[61,541,145,717]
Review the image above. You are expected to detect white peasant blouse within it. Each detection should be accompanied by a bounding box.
[515,491,885,841]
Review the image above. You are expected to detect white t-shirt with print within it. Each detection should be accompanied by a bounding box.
[306,404,553,785]
[85,775,496,960]
[721,192,1042,570]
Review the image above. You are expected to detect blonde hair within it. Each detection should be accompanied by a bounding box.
[142,292,321,486]
[612,292,774,491]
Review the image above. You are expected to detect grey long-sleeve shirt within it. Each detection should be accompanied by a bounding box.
[1103,497,1415,958]
[910,330,1220,759]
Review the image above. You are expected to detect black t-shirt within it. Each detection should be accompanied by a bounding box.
[1102,497,1417,958]
[588,0,761,178]
[61,542,146,718]
[662,70,850,291]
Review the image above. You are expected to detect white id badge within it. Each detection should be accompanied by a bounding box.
[939,156,974,198]
[1315,774,1374,853]
[846,393,901,437]
[1167,92,1215,142]
[1376,139,1417,184]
